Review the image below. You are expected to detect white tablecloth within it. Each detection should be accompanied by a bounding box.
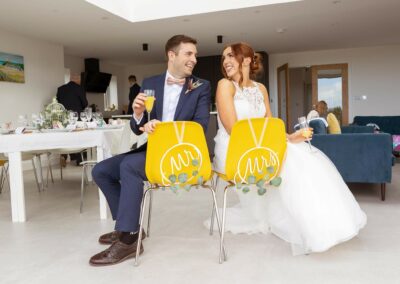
[0,128,123,222]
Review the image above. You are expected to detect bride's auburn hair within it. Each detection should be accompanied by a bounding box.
[221,42,263,87]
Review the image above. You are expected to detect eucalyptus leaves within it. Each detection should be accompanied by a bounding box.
[165,158,203,194]
[236,166,282,196]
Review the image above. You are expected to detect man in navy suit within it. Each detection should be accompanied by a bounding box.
[89,35,211,266]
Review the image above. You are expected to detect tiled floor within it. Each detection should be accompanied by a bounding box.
[0,163,399,284]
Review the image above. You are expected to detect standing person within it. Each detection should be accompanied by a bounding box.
[89,35,211,266]
[127,75,141,114]
[56,73,88,165]
[210,42,366,255]
[56,73,88,114]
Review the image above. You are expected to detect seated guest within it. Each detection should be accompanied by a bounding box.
[307,100,328,121]
[89,34,211,266]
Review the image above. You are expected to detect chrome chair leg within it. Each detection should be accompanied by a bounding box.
[80,164,86,213]
[31,159,41,192]
[219,186,228,264]
[204,184,227,262]
[46,152,54,187]
[135,189,150,266]
[0,166,4,194]
[60,156,63,180]
[147,190,153,237]
[209,175,220,235]
[2,164,10,193]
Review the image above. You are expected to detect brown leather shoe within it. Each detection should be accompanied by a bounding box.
[89,241,144,266]
[98,230,147,245]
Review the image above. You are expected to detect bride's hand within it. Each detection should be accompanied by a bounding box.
[288,128,313,143]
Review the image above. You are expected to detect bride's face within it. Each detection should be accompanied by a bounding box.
[222,47,240,80]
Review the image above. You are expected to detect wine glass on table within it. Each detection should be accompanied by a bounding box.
[143,89,155,123]
[80,112,88,128]
[85,107,92,122]
[298,116,315,152]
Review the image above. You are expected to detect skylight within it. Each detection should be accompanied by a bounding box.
[85,0,302,22]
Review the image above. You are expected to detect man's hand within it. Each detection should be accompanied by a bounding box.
[133,93,147,118]
[139,119,161,134]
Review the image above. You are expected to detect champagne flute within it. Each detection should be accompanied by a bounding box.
[298,116,314,152]
[80,112,87,128]
[143,89,155,123]
[68,111,78,126]
[85,107,92,122]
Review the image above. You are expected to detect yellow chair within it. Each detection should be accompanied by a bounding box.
[215,117,287,263]
[134,121,224,265]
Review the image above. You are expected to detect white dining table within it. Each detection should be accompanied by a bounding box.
[0,128,123,222]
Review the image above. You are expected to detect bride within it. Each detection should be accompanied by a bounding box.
[209,42,367,255]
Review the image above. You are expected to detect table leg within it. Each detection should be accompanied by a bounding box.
[8,152,26,222]
[96,146,108,220]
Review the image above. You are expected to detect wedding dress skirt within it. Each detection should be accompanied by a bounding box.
[208,142,367,255]
[208,80,366,255]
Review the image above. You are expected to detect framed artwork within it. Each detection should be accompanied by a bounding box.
[0,51,25,83]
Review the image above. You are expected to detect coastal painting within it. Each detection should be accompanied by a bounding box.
[0,52,25,83]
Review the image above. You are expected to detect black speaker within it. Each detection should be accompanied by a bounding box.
[84,58,100,73]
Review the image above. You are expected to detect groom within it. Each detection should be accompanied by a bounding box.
[89,35,211,266]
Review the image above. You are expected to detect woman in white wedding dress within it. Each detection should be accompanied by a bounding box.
[209,42,367,255]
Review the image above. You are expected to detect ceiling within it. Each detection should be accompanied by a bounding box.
[0,0,399,66]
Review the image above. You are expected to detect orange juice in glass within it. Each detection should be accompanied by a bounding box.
[144,89,155,122]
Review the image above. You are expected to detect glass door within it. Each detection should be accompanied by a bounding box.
[277,63,290,129]
[311,63,348,125]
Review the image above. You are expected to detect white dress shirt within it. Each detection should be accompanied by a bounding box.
[162,71,184,122]
[133,71,184,124]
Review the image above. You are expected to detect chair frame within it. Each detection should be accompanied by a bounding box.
[134,180,227,266]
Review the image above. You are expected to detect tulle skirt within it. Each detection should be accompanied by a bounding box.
[206,142,367,255]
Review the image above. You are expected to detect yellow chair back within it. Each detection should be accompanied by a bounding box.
[146,121,212,186]
[225,117,287,184]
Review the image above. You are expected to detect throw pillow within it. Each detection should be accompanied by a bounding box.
[327,113,341,134]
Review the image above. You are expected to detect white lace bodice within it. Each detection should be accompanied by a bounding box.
[214,81,266,173]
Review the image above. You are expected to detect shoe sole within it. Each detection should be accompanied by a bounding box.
[89,246,144,267]
[98,231,146,245]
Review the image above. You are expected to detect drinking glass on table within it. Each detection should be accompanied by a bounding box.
[143,89,155,123]
[68,111,78,126]
[80,111,88,128]
[85,107,92,122]
[18,114,28,127]
[298,116,315,152]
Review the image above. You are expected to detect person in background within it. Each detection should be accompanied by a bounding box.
[127,75,141,115]
[307,100,328,121]
[56,73,88,165]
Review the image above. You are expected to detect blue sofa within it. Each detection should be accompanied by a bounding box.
[309,120,393,201]
[353,116,400,135]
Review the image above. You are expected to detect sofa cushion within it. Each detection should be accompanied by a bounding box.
[327,113,341,134]
[309,119,327,134]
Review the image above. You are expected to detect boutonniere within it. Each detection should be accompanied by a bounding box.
[185,79,203,94]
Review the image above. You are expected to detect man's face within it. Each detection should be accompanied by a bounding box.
[168,42,197,78]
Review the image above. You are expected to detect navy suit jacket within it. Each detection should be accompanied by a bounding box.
[130,73,211,137]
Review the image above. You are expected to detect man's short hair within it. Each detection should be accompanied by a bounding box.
[165,35,197,57]
[128,75,136,82]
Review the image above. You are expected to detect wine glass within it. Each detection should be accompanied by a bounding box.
[298,116,314,152]
[143,89,155,123]
[85,107,92,122]
[18,114,28,127]
[80,112,87,128]
[68,111,78,126]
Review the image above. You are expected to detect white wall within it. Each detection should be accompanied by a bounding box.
[269,45,400,121]
[0,29,64,124]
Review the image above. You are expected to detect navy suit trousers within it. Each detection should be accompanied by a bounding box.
[92,150,146,232]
